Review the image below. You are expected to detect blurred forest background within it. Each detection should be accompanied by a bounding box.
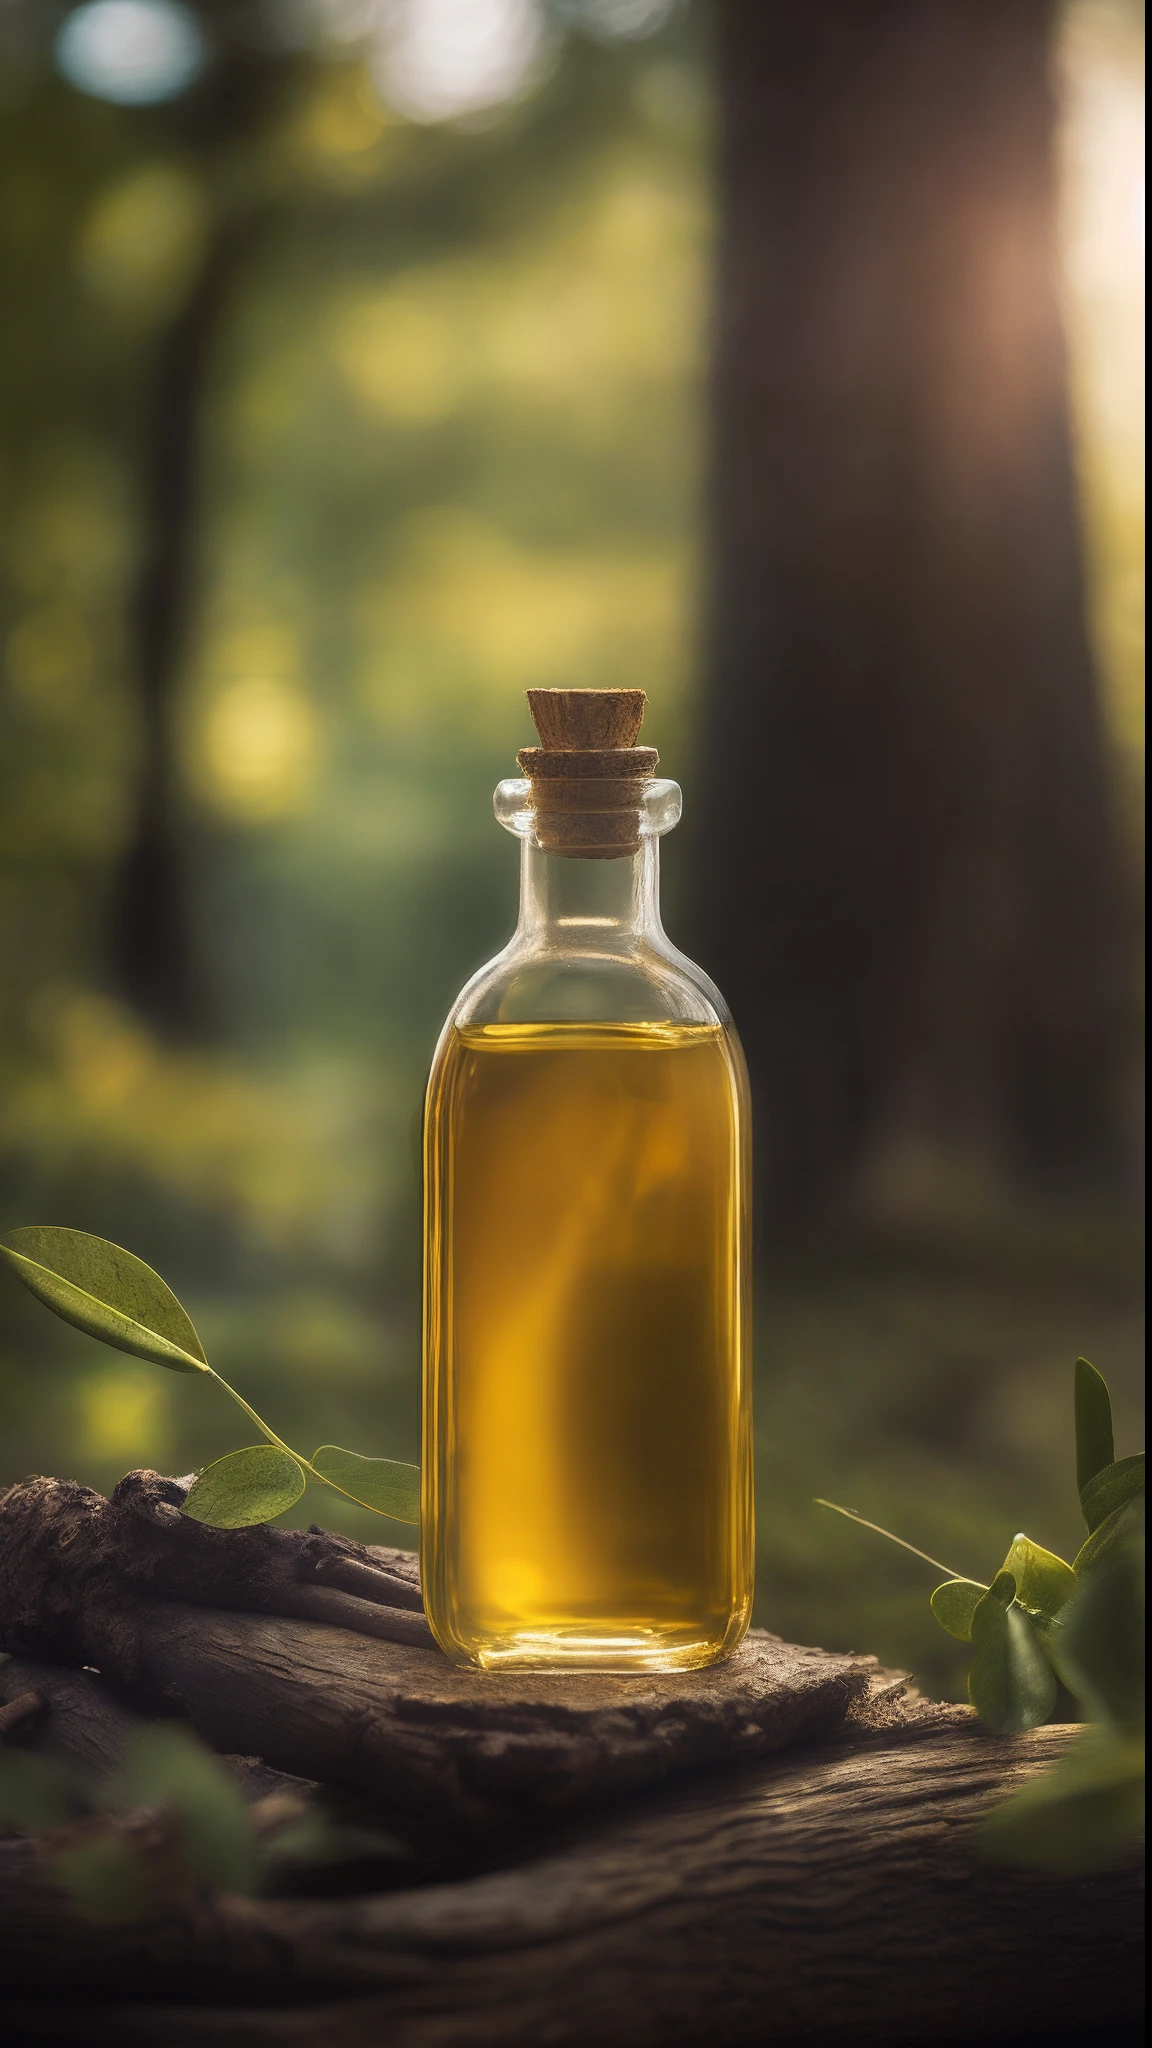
[0,0,1143,1697]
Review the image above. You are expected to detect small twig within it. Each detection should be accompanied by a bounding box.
[0,1691,46,1740]
[302,1551,425,1614]
[288,1586,434,1648]
[813,1500,962,1580]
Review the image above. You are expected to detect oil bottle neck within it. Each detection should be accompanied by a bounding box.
[516,838,663,947]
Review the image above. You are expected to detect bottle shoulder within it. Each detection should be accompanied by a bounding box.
[446,932,731,1031]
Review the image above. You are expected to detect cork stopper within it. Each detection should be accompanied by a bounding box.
[518,690,658,859]
[525,689,646,751]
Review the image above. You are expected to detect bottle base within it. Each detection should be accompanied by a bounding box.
[433,1618,749,1674]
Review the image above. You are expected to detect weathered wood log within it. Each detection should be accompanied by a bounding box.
[1,1593,906,1833]
[0,1654,317,1805]
[1,1724,1143,2044]
[2,1474,1141,2043]
[0,1472,430,1650]
[0,1653,149,1773]
[0,1474,918,1831]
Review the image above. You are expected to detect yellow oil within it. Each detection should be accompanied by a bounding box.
[422,1020,753,1670]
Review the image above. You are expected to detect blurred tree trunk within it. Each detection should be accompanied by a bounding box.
[696,0,1132,1227]
[108,222,240,1040]
[108,14,290,1041]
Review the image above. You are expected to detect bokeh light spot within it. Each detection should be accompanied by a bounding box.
[370,0,549,124]
[79,1364,168,1463]
[79,164,208,315]
[56,0,206,107]
[194,671,319,823]
[558,0,677,42]
[298,65,389,165]
[7,607,94,709]
[333,288,466,420]
[54,993,157,1107]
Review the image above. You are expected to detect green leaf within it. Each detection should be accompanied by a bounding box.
[1074,1356,1114,1504]
[978,1729,1144,1874]
[1079,1454,1145,1536]
[182,1446,305,1530]
[310,1445,420,1524]
[101,1724,259,1893]
[968,1571,1057,1733]
[999,1533,1077,1618]
[930,1578,987,1641]
[51,1836,154,1924]
[0,1752,86,1831]
[1073,1489,1145,1579]
[0,1226,208,1375]
[1056,1539,1145,1733]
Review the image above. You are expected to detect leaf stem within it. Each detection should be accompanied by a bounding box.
[206,1370,309,1466]
[204,1369,394,1513]
[813,1499,963,1580]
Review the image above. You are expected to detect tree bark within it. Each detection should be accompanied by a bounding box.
[0,1654,317,1804]
[0,1475,900,1836]
[697,0,1132,1227]
[1,1724,1142,2044]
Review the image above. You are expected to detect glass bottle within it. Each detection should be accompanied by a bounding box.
[422,690,753,1671]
